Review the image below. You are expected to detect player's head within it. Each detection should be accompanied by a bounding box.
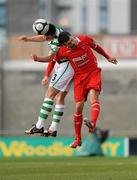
[45,24,56,36]
[58,32,78,48]
[44,23,56,41]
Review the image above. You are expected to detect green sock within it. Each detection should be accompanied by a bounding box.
[49,104,65,131]
[36,98,54,129]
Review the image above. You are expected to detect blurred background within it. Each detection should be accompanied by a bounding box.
[0,0,137,138]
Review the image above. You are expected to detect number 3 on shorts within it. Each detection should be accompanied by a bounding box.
[52,74,57,81]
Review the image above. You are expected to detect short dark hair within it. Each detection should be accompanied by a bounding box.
[58,32,71,45]
[45,24,56,36]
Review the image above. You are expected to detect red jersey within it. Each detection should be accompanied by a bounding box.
[54,35,109,76]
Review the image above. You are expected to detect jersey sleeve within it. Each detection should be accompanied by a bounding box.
[54,54,60,62]
[53,46,65,62]
[85,36,98,49]
[92,44,110,59]
[48,39,60,54]
[45,59,56,77]
[85,36,110,59]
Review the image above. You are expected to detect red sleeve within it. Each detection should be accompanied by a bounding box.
[54,46,65,62]
[85,36,110,59]
[92,44,110,59]
[85,35,94,44]
[45,60,56,77]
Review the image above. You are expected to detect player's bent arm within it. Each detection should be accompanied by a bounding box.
[41,60,56,85]
[18,35,46,42]
[91,42,110,59]
[45,60,56,77]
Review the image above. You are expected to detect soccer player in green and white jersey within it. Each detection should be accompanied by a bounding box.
[19,19,74,137]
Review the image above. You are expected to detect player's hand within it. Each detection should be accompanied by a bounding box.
[31,54,38,61]
[41,76,49,85]
[107,57,118,64]
[18,35,28,42]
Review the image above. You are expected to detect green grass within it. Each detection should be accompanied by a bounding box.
[0,156,137,180]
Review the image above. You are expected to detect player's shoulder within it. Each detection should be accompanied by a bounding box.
[55,26,64,37]
[58,45,72,57]
[56,26,63,32]
[58,45,68,54]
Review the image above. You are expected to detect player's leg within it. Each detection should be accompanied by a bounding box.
[43,79,73,137]
[36,87,60,128]
[43,91,67,137]
[70,100,84,148]
[84,89,100,133]
[25,86,60,134]
[43,62,74,137]
[69,77,85,148]
[84,68,102,133]
[90,89,100,128]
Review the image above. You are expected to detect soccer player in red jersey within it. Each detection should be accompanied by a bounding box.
[31,32,117,148]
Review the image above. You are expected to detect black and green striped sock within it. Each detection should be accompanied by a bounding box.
[49,104,65,131]
[36,98,54,129]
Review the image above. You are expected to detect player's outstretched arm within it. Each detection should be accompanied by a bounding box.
[91,41,118,64]
[31,52,55,63]
[18,35,46,42]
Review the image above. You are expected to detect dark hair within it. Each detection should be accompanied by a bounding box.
[58,32,71,45]
[45,24,56,36]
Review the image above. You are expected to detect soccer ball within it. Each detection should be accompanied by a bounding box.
[32,19,49,35]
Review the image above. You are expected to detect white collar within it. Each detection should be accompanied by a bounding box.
[76,37,81,42]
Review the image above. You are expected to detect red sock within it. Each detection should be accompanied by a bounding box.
[91,101,100,126]
[74,113,83,141]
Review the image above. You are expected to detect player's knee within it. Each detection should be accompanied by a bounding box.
[55,97,65,104]
[90,92,100,103]
[45,92,56,99]
[55,92,67,104]
[75,101,84,114]
[45,88,59,99]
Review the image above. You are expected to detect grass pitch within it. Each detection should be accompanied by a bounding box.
[0,156,137,180]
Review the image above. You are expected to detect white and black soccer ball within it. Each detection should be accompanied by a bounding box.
[32,19,49,35]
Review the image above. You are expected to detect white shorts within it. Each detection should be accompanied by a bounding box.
[49,61,74,92]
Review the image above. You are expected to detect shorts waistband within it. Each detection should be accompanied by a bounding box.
[57,60,69,64]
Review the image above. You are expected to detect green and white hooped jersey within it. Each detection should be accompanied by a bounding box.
[48,27,63,54]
